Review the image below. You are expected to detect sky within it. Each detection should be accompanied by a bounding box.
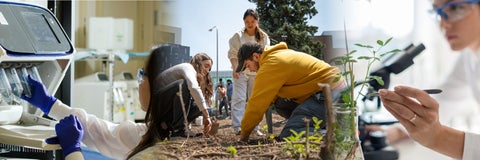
[162,0,346,71]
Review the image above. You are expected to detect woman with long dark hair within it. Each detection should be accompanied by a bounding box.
[128,46,214,158]
[228,8,270,135]
[20,44,214,160]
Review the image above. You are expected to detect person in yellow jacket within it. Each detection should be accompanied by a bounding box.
[236,42,346,141]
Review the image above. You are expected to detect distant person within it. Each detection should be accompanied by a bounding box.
[236,42,345,141]
[226,79,233,108]
[215,78,225,116]
[228,8,270,135]
[217,84,230,118]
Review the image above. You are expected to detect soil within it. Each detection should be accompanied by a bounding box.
[144,111,324,159]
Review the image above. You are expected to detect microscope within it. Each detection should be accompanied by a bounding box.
[358,43,426,160]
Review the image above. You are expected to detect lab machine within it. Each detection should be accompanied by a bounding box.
[73,72,135,123]
[114,71,145,122]
[0,1,74,159]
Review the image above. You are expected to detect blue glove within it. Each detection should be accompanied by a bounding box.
[20,75,57,114]
[46,115,84,157]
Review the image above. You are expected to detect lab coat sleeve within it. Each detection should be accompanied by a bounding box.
[48,100,147,159]
[463,132,480,160]
[65,151,84,160]
[434,54,471,124]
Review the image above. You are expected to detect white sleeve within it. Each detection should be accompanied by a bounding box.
[228,32,241,61]
[435,54,472,124]
[463,132,480,160]
[48,100,147,159]
[182,65,208,111]
[262,33,270,46]
[65,151,84,160]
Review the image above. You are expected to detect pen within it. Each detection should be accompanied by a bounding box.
[423,89,442,94]
[369,89,442,97]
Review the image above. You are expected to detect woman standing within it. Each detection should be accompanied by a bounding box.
[228,8,270,135]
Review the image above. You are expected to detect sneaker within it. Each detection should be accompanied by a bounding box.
[255,130,264,136]
[234,128,241,135]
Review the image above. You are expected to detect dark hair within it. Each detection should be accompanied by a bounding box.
[236,42,264,72]
[127,50,214,159]
[243,8,268,43]
[239,42,264,57]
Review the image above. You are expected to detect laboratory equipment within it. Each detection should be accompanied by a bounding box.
[0,1,74,159]
[114,71,144,121]
[358,43,425,160]
[73,72,134,123]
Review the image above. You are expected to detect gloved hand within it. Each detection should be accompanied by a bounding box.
[46,115,83,157]
[20,75,57,114]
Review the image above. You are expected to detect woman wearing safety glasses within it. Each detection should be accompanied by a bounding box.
[19,45,214,160]
[378,0,480,159]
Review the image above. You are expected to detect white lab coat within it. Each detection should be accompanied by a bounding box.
[433,48,480,160]
[48,100,146,160]
[435,48,480,124]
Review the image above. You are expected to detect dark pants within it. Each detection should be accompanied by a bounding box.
[278,91,340,139]
[218,96,229,116]
[155,79,202,136]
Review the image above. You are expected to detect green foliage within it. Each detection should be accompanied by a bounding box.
[331,37,401,110]
[282,117,323,158]
[248,0,324,59]
[226,145,237,156]
[330,38,400,156]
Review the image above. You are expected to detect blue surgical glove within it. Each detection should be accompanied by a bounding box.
[20,75,57,114]
[46,115,83,157]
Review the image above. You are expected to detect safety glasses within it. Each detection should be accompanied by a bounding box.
[431,0,480,22]
[137,68,147,84]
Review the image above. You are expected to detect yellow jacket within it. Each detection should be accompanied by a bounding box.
[241,42,343,137]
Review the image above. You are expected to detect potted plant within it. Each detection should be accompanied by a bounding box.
[325,37,401,159]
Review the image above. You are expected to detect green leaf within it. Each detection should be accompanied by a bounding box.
[384,37,393,45]
[377,40,384,46]
[369,76,385,86]
[357,56,371,60]
[227,145,237,156]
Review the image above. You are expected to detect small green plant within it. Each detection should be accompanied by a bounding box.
[329,37,400,159]
[282,117,323,158]
[332,37,401,110]
[269,134,275,141]
[226,145,237,156]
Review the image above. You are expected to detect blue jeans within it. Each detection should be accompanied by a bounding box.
[279,91,339,139]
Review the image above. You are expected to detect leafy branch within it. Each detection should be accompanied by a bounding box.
[331,37,401,110]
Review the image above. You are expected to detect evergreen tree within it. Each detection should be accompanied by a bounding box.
[248,0,324,59]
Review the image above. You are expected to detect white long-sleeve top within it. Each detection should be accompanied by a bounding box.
[227,29,270,75]
[156,63,208,110]
[48,100,146,159]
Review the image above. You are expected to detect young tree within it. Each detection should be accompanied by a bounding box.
[248,0,324,59]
